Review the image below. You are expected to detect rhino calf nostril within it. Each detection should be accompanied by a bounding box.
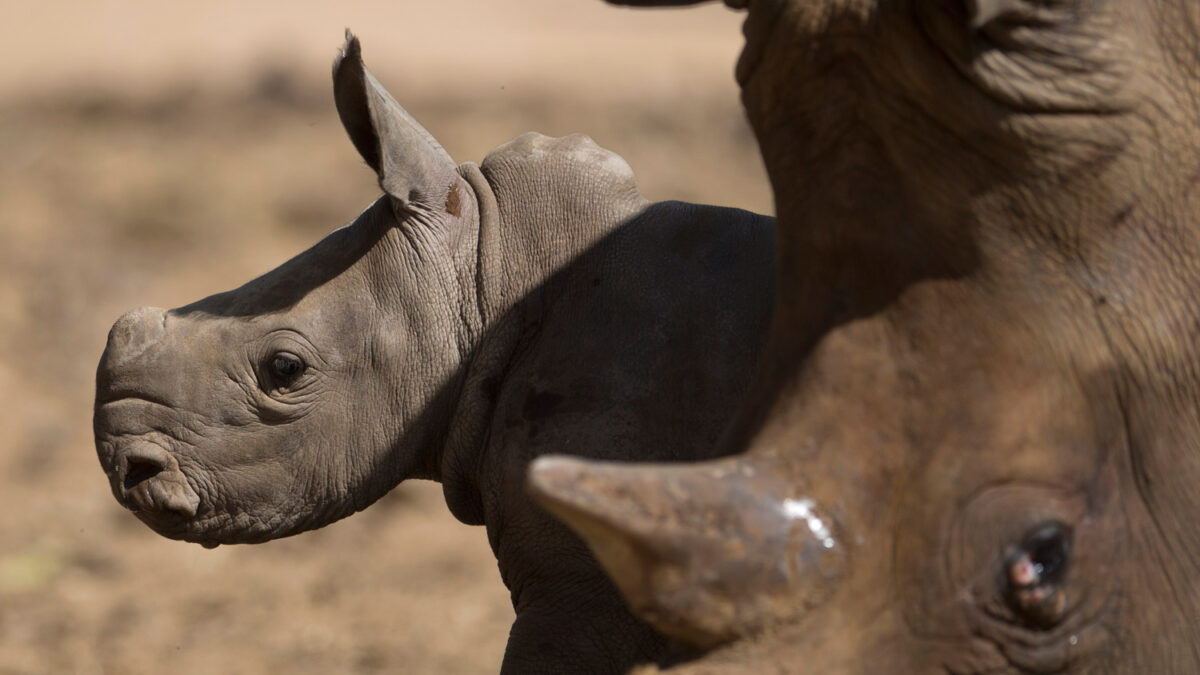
[124,457,165,490]
[110,446,199,518]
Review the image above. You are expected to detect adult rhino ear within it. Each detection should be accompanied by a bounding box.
[333,31,458,213]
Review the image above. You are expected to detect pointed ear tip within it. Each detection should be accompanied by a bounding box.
[333,30,362,75]
[341,29,360,54]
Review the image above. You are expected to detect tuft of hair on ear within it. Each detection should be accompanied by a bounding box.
[334,28,359,76]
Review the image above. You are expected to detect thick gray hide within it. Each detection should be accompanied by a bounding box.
[92,34,774,674]
[530,1,1200,674]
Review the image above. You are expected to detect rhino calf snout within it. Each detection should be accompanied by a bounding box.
[108,442,200,519]
[103,307,168,367]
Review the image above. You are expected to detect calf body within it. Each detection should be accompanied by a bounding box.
[93,34,774,674]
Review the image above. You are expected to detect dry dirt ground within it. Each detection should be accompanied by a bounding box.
[0,3,770,673]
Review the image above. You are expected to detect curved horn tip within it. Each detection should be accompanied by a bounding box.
[526,455,590,503]
[525,455,660,563]
[526,455,656,527]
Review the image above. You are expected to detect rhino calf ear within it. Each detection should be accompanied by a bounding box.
[605,0,719,5]
[333,31,458,213]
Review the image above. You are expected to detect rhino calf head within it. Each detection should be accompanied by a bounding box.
[95,34,488,545]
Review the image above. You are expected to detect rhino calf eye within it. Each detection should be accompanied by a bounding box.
[267,352,305,386]
[1003,521,1073,628]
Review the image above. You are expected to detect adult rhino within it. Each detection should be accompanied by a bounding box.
[93,33,774,674]
[532,1,1200,672]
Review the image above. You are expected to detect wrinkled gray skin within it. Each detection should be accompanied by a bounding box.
[93,34,774,674]
[531,1,1200,673]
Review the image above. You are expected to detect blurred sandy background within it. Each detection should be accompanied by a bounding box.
[0,2,770,673]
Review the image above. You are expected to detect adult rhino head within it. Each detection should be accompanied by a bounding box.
[95,31,775,673]
[532,1,1200,672]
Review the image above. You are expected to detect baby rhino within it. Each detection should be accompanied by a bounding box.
[93,33,774,675]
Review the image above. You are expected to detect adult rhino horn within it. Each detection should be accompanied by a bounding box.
[526,455,848,648]
[333,30,458,212]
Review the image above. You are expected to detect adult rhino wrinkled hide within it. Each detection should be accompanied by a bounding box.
[93,33,775,674]
[532,1,1200,672]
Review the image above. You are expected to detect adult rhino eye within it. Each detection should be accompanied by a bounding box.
[267,352,305,387]
[1003,521,1073,628]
